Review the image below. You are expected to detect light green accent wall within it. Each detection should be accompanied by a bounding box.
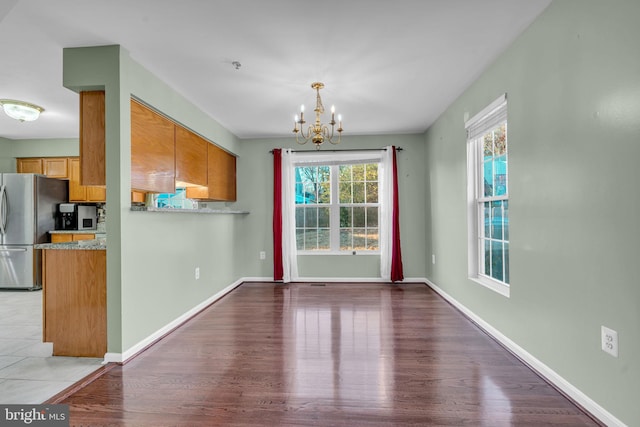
[0,138,78,172]
[236,134,427,279]
[424,1,639,425]
[63,45,242,354]
[10,138,78,158]
[0,137,14,172]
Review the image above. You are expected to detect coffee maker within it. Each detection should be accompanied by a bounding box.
[56,203,77,230]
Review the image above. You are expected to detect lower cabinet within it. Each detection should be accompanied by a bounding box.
[42,249,106,357]
[50,233,95,243]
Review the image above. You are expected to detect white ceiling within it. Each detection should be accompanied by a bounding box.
[0,0,551,141]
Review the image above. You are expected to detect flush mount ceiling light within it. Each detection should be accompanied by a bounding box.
[0,99,45,122]
[292,82,343,150]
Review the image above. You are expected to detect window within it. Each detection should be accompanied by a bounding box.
[153,188,196,209]
[295,162,379,253]
[466,94,509,296]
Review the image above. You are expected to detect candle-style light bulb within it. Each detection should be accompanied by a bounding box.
[331,105,335,114]
[300,104,305,113]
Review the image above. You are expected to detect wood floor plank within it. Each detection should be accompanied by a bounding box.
[60,282,601,426]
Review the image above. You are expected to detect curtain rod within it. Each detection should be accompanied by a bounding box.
[269,147,402,154]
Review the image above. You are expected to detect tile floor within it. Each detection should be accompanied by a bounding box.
[0,290,103,403]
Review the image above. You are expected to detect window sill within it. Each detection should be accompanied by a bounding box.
[298,251,380,256]
[469,275,510,298]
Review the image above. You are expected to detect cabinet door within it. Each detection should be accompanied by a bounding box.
[86,186,106,202]
[17,158,43,174]
[80,90,106,185]
[69,158,106,203]
[175,125,207,187]
[43,158,69,178]
[207,144,237,201]
[72,234,94,241]
[51,234,73,243]
[68,158,86,202]
[43,249,106,357]
[131,100,175,193]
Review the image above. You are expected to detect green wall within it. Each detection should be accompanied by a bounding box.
[236,134,427,280]
[0,137,14,172]
[63,45,242,355]
[0,138,78,172]
[424,1,639,424]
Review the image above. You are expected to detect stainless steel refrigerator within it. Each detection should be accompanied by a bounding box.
[0,174,68,290]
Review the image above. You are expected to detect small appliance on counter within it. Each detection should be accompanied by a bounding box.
[78,205,97,230]
[56,203,97,231]
[57,203,77,230]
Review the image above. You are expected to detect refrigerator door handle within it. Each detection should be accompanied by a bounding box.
[0,247,27,252]
[0,184,6,235]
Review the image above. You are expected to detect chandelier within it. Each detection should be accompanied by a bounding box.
[292,82,343,149]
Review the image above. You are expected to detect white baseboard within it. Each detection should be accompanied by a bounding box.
[423,277,626,427]
[103,278,244,364]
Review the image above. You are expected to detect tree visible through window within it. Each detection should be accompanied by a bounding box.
[295,163,379,253]
[480,123,509,284]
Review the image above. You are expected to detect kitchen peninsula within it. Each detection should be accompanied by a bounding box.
[36,240,106,358]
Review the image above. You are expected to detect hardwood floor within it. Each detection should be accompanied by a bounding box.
[56,282,600,426]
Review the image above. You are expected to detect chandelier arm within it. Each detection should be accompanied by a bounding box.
[295,124,316,145]
[322,125,341,145]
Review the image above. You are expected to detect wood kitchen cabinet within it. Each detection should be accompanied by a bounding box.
[69,158,106,202]
[17,157,68,178]
[131,99,176,193]
[186,143,236,201]
[130,97,236,200]
[50,233,95,243]
[80,90,106,186]
[44,158,69,178]
[207,144,236,201]
[175,125,208,187]
[17,158,43,174]
[43,249,106,357]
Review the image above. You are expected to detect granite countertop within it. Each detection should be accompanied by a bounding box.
[49,230,103,234]
[130,206,249,214]
[36,239,106,250]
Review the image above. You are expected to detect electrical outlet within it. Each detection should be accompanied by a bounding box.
[432,254,436,264]
[601,326,618,357]
[195,267,200,280]
[259,251,266,260]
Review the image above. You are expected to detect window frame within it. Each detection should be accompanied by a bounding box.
[294,159,381,256]
[466,94,510,297]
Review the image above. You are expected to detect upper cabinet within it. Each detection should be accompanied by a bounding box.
[69,158,106,203]
[185,144,236,202]
[43,158,69,178]
[131,99,176,193]
[17,157,105,203]
[17,158,43,174]
[175,125,207,187]
[131,98,236,202]
[80,91,106,186]
[206,144,236,201]
[17,157,68,177]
